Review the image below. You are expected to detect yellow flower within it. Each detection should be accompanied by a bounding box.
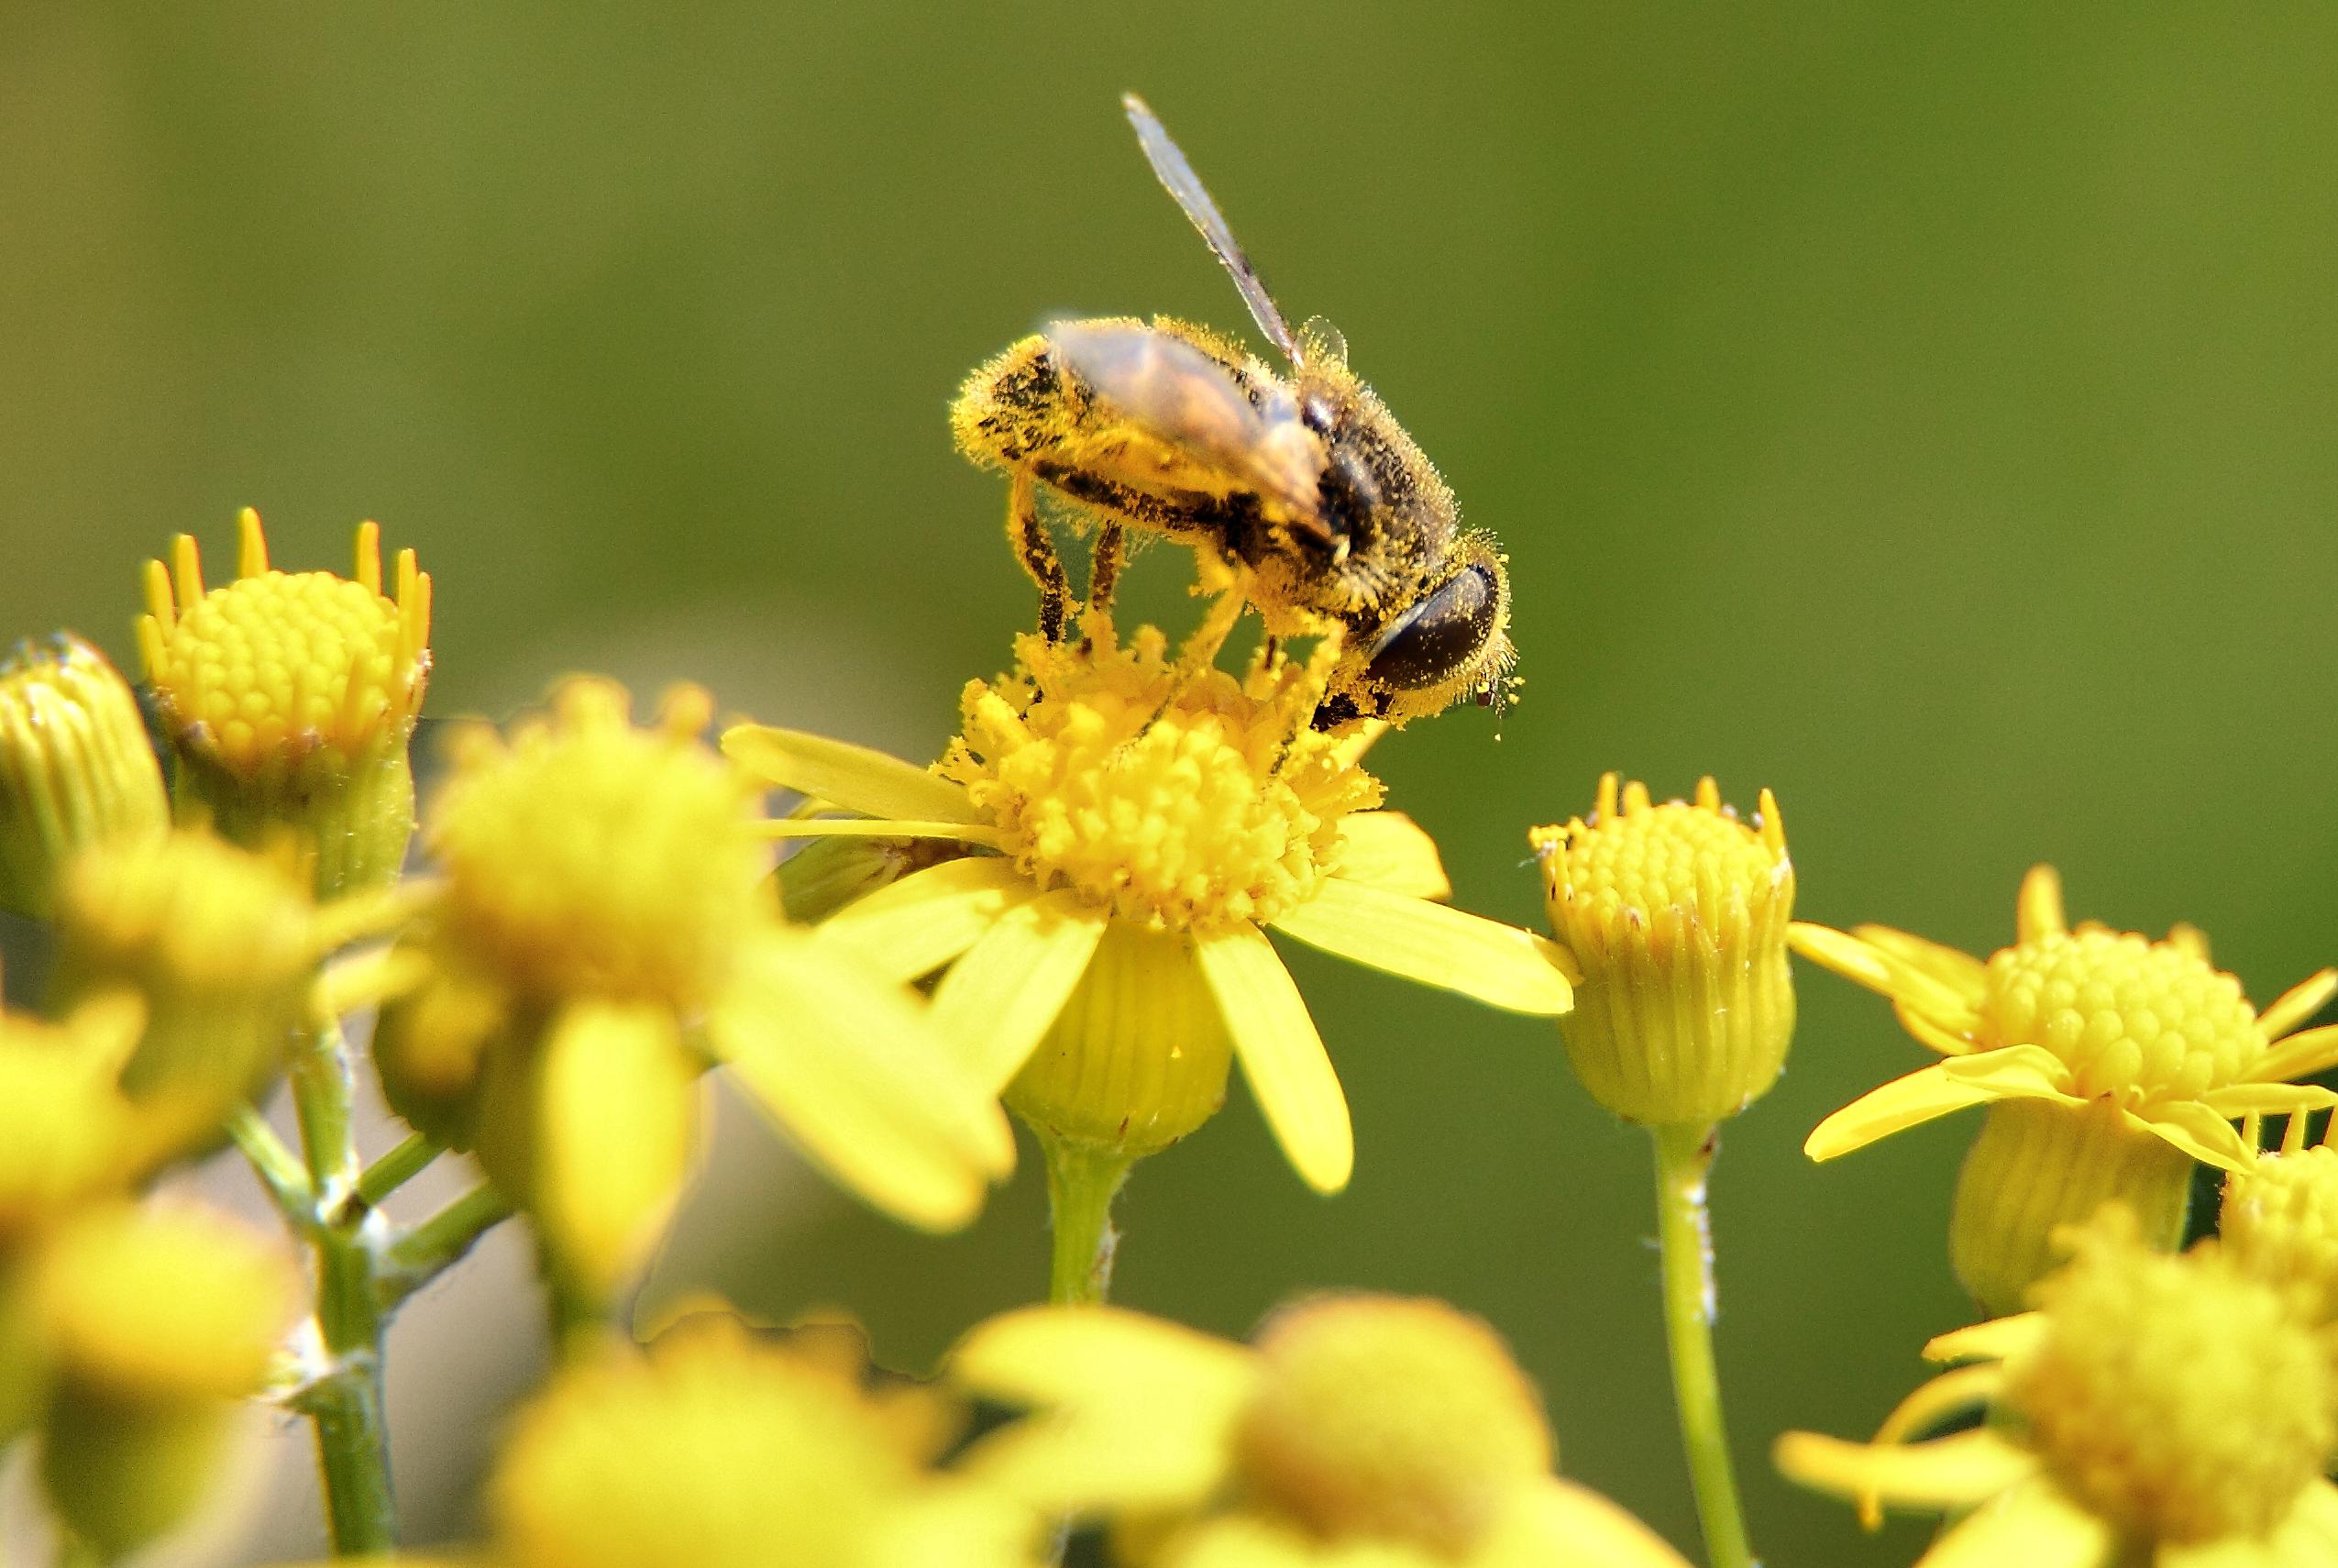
[375,678,1012,1301]
[0,634,170,920]
[1529,774,1795,1127]
[950,1293,1690,1568]
[1777,1214,2338,1565]
[1792,866,2338,1313]
[138,507,432,894]
[32,1200,303,1562]
[723,613,1572,1192]
[50,828,359,1146]
[2222,1117,2338,1325]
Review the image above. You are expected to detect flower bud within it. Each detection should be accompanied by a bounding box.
[1532,775,1794,1127]
[0,635,169,920]
[2222,1142,2338,1324]
[138,509,430,898]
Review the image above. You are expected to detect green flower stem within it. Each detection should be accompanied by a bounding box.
[357,1130,441,1207]
[228,1105,314,1224]
[378,1184,513,1310]
[282,1015,398,1554]
[1041,1132,1130,1306]
[1650,1121,1755,1568]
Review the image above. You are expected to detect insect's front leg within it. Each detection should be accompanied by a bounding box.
[1006,469,1071,641]
[1086,521,1127,614]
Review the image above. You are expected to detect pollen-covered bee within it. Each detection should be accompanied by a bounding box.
[952,94,1515,728]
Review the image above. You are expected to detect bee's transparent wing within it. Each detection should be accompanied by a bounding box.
[1047,320,1327,534]
[1123,93,1301,366]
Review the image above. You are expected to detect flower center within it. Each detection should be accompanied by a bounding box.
[2223,1146,2338,1323]
[942,616,1379,932]
[1231,1296,1552,1553]
[429,681,764,1008]
[492,1332,910,1568]
[1980,930,2261,1103]
[2010,1231,2332,1545]
[138,514,430,780]
[1535,778,1788,963]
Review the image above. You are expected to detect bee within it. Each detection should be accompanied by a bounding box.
[951,94,1515,728]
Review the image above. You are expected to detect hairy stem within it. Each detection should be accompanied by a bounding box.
[1650,1121,1755,1568]
[1041,1133,1130,1306]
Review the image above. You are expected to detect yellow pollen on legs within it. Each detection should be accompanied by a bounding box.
[942,614,1380,932]
[137,510,431,778]
[2009,1226,2333,1546]
[1980,930,2261,1105]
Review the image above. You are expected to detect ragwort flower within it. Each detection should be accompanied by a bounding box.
[1531,774,1795,1128]
[0,634,170,920]
[1777,1213,2338,1565]
[724,612,1572,1194]
[2222,1114,2338,1325]
[138,508,431,896]
[951,1292,1689,1568]
[374,678,1011,1302]
[1793,866,2338,1313]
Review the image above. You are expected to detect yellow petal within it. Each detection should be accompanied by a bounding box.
[533,1003,700,1300]
[1805,1063,2001,1162]
[1330,812,1451,900]
[2128,1100,2253,1173]
[2015,865,2067,944]
[2204,1482,2338,1568]
[1196,924,1352,1194]
[1773,1428,2037,1518]
[1894,999,1982,1058]
[1855,926,1989,1003]
[816,855,1037,981]
[709,931,1015,1232]
[1790,922,1894,988]
[951,1307,1253,1514]
[1924,1310,2045,1364]
[2260,970,2338,1043]
[1489,1478,1694,1568]
[1860,1364,2008,1527]
[721,723,979,824]
[756,817,1001,846]
[1936,1044,2079,1101]
[929,889,1109,1091]
[1271,878,1573,1016]
[2255,1023,2338,1087]
[2200,1082,2338,1120]
[1920,1479,2109,1568]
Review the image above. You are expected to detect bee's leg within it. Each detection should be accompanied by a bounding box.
[1257,635,1282,672]
[1006,470,1071,641]
[1086,521,1127,613]
[1175,585,1247,670]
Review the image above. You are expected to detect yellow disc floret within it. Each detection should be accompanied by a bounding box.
[138,509,430,779]
[1231,1295,1552,1554]
[2009,1222,2334,1546]
[1980,930,2261,1105]
[427,679,759,1008]
[943,614,1379,933]
[491,1323,918,1568]
[2223,1145,2338,1324]
[1532,775,1795,1126]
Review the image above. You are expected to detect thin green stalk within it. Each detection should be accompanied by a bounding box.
[357,1130,441,1208]
[379,1184,513,1310]
[1650,1121,1755,1568]
[1041,1133,1130,1306]
[284,1015,397,1553]
[228,1105,314,1225]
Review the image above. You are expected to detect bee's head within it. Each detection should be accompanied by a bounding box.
[1314,535,1515,730]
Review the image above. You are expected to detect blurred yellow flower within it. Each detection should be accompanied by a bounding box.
[726,613,1572,1193]
[375,678,1011,1301]
[2222,1116,2338,1325]
[1778,1213,2338,1564]
[138,508,432,894]
[1793,865,2338,1311]
[0,634,170,920]
[1530,774,1794,1127]
[951,1293,1689,1568]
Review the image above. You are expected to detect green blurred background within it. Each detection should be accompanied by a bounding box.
[6,4,2337,1562]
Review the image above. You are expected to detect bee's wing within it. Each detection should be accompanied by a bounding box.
[1048,320,1328,534]
[1123,93,1302,367]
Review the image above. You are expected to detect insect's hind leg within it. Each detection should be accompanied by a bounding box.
[1006,469,1071,641]
[1086,521,1127,613]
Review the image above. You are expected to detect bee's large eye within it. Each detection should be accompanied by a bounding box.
[1364,558,1504,691]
